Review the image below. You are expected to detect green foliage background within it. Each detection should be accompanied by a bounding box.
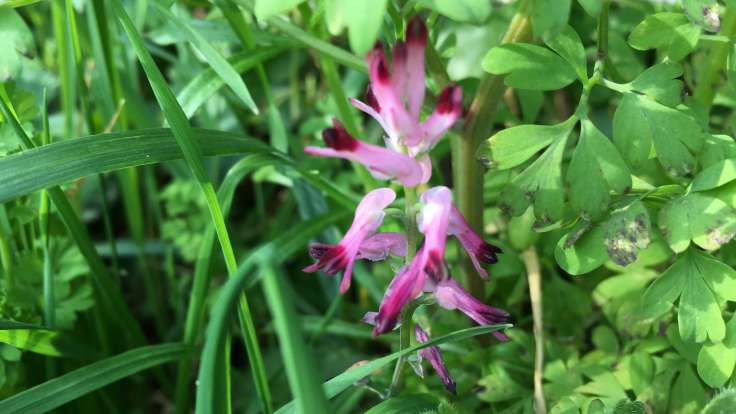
[1,0,736,413]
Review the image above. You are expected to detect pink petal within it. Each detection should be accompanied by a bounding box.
[373,256,426,336]
[448,205,502,279]
[304,120,425,187]
[418,154,432,184]
[303,187,396,293]
[391,41,408,103]
[417,186,453,279]
[406,17,427,121]
[434,278,509,341]
[349,97,395,143]
[366,43,419,146]
[415,325,456,394]
[356,232,407,261]
[419,85,463,150]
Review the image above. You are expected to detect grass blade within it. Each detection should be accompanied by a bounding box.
[0,128,357,209]
[232,0,365,72]
[151,1,259,115]
[260,262,330,413]
[177,46,286,117]
[109,2,273,410]
[274,324,511,414]
[174,154,280,413]
[0,343,193,414]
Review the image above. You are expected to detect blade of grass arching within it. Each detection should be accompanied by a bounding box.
[0,128,357,209]
[213,0,289,152]
[273,325,511,414]
[109,2,273,412]
[174,154,279,414]
[51,0,75,137]
[0,343,193,414]
[0,84,146,348]
[232,0,366,72]
[151,1,259,115]
[195,246,329,414]
[259,261,330,413]
[194,211,347,413]
[177,47,286,117]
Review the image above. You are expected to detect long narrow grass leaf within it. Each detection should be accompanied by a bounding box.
[260,262,330,413]
[177,47,286,117]
[0,128,357,209]
[0,343,193,414]
[151,1,259,114]
[274,324,511,414]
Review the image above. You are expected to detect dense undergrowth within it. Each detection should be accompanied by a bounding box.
[2,0,736,413]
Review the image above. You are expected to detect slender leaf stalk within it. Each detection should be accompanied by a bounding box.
[523,247,545,414]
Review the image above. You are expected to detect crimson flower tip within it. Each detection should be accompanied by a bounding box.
[478,242,502,264]
[436,85,463,115]
[322,127,358,151]
[406,16,427,45]
[364,86,381,112]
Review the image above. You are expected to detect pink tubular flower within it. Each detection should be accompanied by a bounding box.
[434,278,509,341]
[349,17,464,162]
[417,186,453,280]
[448,205,503,279]
[414,325,456,394]
[304,119,424,187]
[303,188,396,293]
[372,256,426,336]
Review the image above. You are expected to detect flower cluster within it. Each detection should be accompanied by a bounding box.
[303,17,506,394]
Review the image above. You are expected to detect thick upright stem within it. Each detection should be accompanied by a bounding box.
[457,1,532,297]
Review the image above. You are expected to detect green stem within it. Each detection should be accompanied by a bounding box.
[403,186,418,260]
[457,1,532,297]
[694,3,736,108]
[386,185,421,397]
[387,302,418,398]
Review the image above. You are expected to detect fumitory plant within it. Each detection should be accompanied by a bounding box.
[302,19,508,395]
[5,0,736,413]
